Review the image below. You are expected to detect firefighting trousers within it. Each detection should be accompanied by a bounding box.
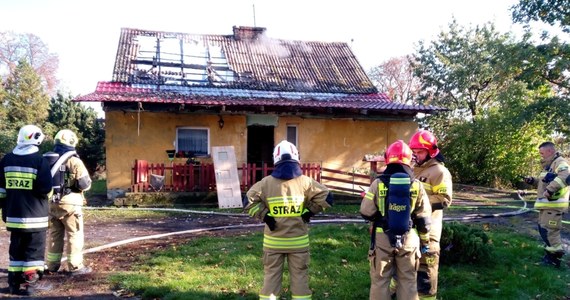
[260,251,311,300]
[8,231,46,285]
[368,230,420,300]
[418,209,443,299]
[46,204,85,271]
[538,209,565,253]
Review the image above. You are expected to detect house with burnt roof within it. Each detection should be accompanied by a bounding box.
[75,26,444,196]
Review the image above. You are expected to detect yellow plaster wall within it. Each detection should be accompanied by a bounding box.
[275,117,417,173]
[105,111,247,189]
[106,111,418,190]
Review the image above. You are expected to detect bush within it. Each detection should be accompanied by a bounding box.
[440,222,493,265]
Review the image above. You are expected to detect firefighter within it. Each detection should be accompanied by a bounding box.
[45,129,93,275]
[0,125,53,296]
[360,140,431,300]
[409,130,453,300]
[523,141,569,268]
[245,140,331,300]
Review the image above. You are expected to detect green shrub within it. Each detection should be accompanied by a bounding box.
[440,222,493,265]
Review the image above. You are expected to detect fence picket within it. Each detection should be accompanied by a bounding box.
[131,161,367,195]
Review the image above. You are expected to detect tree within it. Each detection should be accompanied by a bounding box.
[0,83,6,130]
[511,0,570,33]
[48,93,105,174]
[511,0,570,93]
[442,82,550,187]
[510,0,570,137]
[0,31,59,94]
[3,59,50,131]
[368,56,422,104]
[413,20,520,128]
[412,18,569,187]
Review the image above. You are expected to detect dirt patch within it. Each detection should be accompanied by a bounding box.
[0,209,262,299]
[0,186,568,299]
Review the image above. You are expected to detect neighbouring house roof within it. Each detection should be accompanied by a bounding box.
[75,26,445,117]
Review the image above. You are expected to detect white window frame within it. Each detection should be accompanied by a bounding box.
[287,124,298,146]
[175,127,211,157]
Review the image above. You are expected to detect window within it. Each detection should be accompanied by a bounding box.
[176,127,210,156]
[287,125,298,146]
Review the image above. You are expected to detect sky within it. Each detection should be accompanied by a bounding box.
[0,0,524,115]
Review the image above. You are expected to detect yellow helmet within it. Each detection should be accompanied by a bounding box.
[54,129,78,147]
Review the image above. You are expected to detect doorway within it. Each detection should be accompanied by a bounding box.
[247,125,274,179]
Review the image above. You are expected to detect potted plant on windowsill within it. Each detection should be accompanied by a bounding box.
[186,157,200,166]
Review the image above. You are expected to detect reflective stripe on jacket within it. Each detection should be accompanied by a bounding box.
[536,155,569,211]
[412,158,453,211]
[245,175,330,253]
[360,177,431,240]
[0,152,52,232]
[58,156,91,206]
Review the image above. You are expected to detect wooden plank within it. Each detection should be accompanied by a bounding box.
[212,146,242,208]
[321,175,369,186]
[323,184,361,194]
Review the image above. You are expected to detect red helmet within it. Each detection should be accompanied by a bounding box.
[409,130,439,158]
[384,140,413,166]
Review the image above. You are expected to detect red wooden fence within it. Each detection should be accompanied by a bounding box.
[131,160,324,193]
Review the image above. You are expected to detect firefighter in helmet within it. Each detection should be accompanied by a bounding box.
[409,130,453,299]
[360,140,432,300]
[523,141,569,268]
[0,125,53,295]
[45,129,93,275]
[245,140,331,300]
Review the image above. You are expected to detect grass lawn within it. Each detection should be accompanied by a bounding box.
[85,179,107,196]
[108,222,569,300]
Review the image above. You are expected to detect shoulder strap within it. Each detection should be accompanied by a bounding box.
[50,151,77,177]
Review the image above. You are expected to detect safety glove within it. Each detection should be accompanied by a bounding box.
[543,189,556,200]
[301,209,315,223]
[523,176,535,185]
[263,213,276,231]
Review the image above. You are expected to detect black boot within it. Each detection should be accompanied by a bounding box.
[8,283,20,295]
[7,272,21,295]
[541,251,563,268]
[552,251,564,268]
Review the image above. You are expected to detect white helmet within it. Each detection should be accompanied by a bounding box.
[273,140,300,165]
[16,125,45,146]
[54,129,78,147]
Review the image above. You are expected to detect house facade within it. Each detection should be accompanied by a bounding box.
[76,26,444,195]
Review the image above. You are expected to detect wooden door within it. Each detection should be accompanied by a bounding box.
[212,146,242,208]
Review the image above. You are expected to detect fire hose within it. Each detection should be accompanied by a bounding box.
[78,191,567,256]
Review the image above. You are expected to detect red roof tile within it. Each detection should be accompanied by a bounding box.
[76,81,444,114]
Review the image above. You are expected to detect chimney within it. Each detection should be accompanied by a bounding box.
[233,26,266,41]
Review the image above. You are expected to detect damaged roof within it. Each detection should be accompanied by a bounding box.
[75,26,445,116]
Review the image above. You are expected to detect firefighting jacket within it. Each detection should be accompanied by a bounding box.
[245,175,330,253]
[412,158,453,211]
[0,151,53,232]
[360,172,432,241]
[56,155,92,206]
[534,153,569,211]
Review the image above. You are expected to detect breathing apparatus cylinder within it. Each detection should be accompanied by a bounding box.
[387,172,413,247]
